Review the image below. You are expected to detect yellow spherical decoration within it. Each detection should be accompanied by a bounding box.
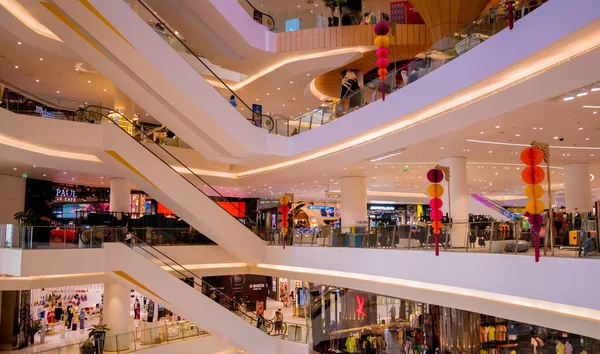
[374,35,390,48]
[426,184,444,198]
[525,200,545,215]
[279,195,290,205]
[524,184,544,200]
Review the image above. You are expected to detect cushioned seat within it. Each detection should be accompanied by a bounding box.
[504,240,530,253]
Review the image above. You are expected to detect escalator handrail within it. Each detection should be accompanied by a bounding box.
[136,0,274,132]
[243,0,275,31]
[108,231,297,330]
[83,105,261,232]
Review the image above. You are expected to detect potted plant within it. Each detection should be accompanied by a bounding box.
[86,324,110,354]
[323,0,341,26]
[13,209,37,248]
[79,338,96,354]
[27,319,42,344]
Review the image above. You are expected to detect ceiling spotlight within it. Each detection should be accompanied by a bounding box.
[43,174,47,177]
[592,82,600,92]
[17,42,21,45]
[515,134,520,136]
[39,58,43,61]
[579,127,584,130]
[277,87,281,90]
[553,136,559,140]
[266,93,269,96]
[12,168,17,171]
[563,93,575,101]
[577,88,589,97]
[103,88,107,92]
[495,126,500,129]
[87,80,91,83]
[35,79,39,82]
[586,138,590,140]
[62,172,67,174]
[56,90,60,93]
[290,81,294,84]
[292,98,296,100]
[14,65,18,69]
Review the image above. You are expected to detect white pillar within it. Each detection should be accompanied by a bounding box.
[103,281,131,351]
[340,176,367,228]
[440,157,468,248]
[564,163,593,212]
[110,179,130,213]
[113,88,135,120]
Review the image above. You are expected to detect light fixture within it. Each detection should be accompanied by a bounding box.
[56,90,60,93]
[292,98,296,100]
[43,174,47,177]
[62,172,67,174]
[277,87,280,90]
[306,73,311,76]
[266,93,269,96]
[32,165,36,168]
[592,82,600,92]
[174,31,179,35]
[594,112,598,115]
[87,80,91,83]
[100,176,104,179]
[35,79,39,82]
[515,134,520,137]
[39,58,43,61]
[579,127,584,131]
[577,88,589,97]
[586,138,590,140]
[440,147,444,150]
[282,104,285,107]
[488,151,493,153]
[103,89,106,92]
[12,167,17,171]
[14,65,18,69]
[17,42,21,45]
[553,136,559,140]
[563,93,575,101]
[495,126,500,129]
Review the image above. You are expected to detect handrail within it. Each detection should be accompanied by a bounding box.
[243,0,275,31]
[136,0,274,132]
[82,105,262,234]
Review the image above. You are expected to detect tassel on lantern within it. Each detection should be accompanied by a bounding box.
[506,1,515,30]
[427,169,445,256]
[374,22,390,101]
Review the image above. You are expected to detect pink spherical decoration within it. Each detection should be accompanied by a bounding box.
[376,47,389,58]
[376,58,389,69]
[427,169,444,183]
[429,198,443,210]
[430,209,443,221]
[374,21,390,36]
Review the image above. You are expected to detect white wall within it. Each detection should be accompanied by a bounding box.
[0,175,25,224]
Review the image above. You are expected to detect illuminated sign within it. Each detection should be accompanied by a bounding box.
[369,205,396,211]
[308,205,334,212]
[35,105,56,118]
[55,188,77,202]
[355,294,366,317]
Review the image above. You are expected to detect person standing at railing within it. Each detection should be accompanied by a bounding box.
[229,95,238,108]
[273,309,283,335]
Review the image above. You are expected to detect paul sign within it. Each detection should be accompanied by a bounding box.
[55,188,77,202]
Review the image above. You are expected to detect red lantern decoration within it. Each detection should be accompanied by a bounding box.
[506,1,515,30]
[374,21,390,101]
[427,168,445,256]
[521,146,545,262]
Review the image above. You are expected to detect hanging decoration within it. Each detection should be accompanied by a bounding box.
[520,146,545,262]
[279,195,291,249]
[426,168,445,256]
[505,1,515,30]
[374,21,390,101]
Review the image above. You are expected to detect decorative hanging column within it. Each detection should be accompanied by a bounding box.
[427,168,445,255]
[520,145,546,262]
[374,22,390,101]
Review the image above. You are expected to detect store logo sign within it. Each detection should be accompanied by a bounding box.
[55,188,77,202]
[369,205,395,211]
[355,294,366,317]
[35,105,55,118]
[250,283,265,291]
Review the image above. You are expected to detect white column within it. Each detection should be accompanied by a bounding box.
[113,88,135,120]
[340,176,367,228]
[564,163,593,212]
[103,281,131,351]
[110,179,130,213]
[440,157,468,248]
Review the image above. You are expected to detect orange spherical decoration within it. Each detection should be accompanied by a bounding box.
[378,68,388,77]
[433,228,441,235]
[280,220,289,228]
[426,184,444,198]
[521,166,545,185]
[374,35,390,48]
[526,200,545,215]
[525,184,544,199]
[520,147,544,166]
[431,221,443,229]
[279,195,290,205]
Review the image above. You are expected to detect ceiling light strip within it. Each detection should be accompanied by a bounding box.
[0,133,102,162]
[467,139,600,150]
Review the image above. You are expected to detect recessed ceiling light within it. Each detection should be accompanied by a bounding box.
[100,176,104,179]
[586,138,590,140]
[35,79,39,82]
[43,174,47,177]
[62,172,67,174]
[591,154,595,157]
[12,168,17,171]
[292,98,296,100]
[440,147,444,150]
[266,93,269,96]
[553,136,559,140]
[488,151,493,153]
[515,134,520,137]
[579,127,584,130]
[592,82,600,92]
[87,80,91,83]
[539,127,543,130]
[563,93,575,101]
[577,88,589,97]
[17,42,21,45]
[71,178,74,181]
[282,104,285,107]
[56,90,60,93]
[14,65,18,69]
[39,58,43,61]
[480,131,484,134]
[174,31,179,35]
[277,87,280,90]
[290,81,294,84]
[594,111,598,115]
[495,126,500,129]
[103,89,107,92]
[32,165,36,168]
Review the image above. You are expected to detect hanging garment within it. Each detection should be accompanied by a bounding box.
[480,326,487,343]
[565,342,573,354]
[487,326,495,341]
[346,336,357,353]
[556,342,565,354]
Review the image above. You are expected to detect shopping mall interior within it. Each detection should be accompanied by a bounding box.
[0,0,599,353]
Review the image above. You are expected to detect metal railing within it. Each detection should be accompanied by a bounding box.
[240,0,275,31]
[36,321,207,354]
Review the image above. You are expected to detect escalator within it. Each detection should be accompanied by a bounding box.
[470,194,517,220]
[101,231,282,354]
[84,106,268,263]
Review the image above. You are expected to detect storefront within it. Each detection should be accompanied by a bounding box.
[201,275,269,312]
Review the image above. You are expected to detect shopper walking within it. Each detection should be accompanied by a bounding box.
[389,304,396,323]
[273,309,283,335]
[229,95,238,108]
